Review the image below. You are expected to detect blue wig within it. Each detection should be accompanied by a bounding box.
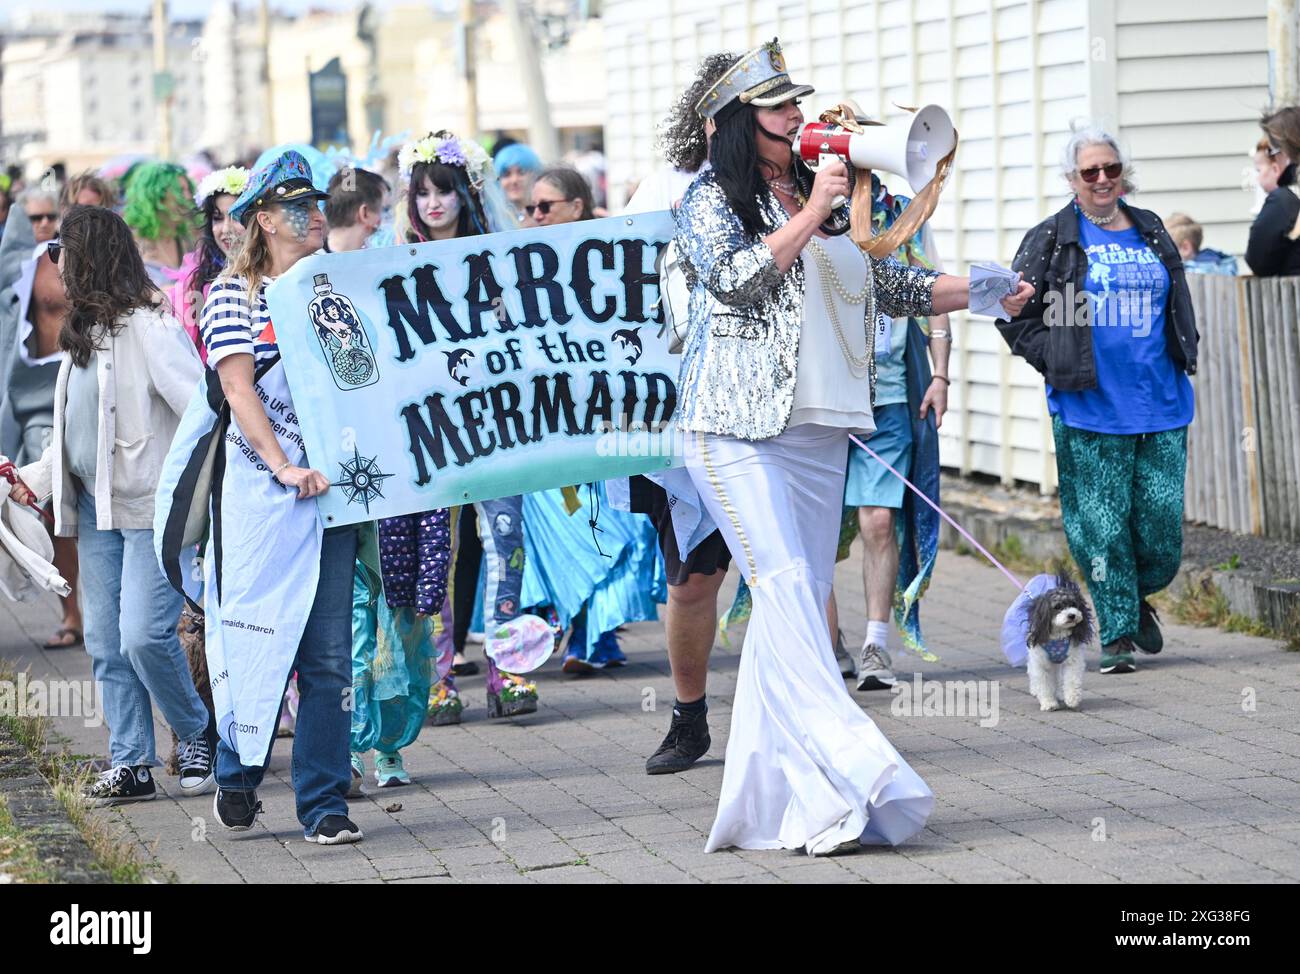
[494,142,543,175]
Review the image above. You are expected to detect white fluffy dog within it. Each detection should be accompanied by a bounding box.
[1024,574,1094,711]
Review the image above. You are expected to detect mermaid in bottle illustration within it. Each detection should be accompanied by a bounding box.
[308,273,380,389]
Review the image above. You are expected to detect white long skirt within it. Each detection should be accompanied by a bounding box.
[685,423,933,855]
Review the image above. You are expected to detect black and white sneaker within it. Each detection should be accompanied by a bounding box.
[85,765,156,807]
[213,788,262,832]
[177,730,216,796]
[645,706,710,775]
[305,814,363,845]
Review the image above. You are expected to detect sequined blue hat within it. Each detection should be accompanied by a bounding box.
[694,38,815,121]
[229,150,329,226]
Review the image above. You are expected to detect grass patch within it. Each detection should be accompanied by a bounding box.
[1155,575,1291,644]
[0,661,165,884]
[1158,575,1230,628]
[0,794,54,883]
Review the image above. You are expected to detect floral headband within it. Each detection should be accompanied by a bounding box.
[398,132,493,191]
[194,166,251,207]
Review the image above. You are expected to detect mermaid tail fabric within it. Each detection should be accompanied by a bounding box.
[520,484,665,660]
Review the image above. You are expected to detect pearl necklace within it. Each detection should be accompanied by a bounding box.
[808,238,871,376]
[1079,205,1119,226]
[768,178,796,194]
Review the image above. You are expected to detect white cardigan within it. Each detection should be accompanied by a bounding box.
[20,303,203,537]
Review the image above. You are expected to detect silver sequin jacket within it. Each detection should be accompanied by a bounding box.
[673,169,940,440]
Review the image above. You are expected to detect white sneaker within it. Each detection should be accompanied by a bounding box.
[856,643,897,691]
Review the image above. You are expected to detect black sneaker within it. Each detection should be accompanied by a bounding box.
[1100,636,1138,674]
[85,765,156,807]
[305,814,363,845]
[176,729,216,796]
[214,788,261,831]
[645,706,710,775]
[1133,599,1163,654]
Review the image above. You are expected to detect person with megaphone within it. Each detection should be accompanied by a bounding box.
[671,38,1032,856]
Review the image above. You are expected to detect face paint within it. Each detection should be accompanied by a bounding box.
[415,175,461,235]
[281,201,315,242]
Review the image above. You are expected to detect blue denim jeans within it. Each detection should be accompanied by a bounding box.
[76,489,209,767]
[215,525,358,834]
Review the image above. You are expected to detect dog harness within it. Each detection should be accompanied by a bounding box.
[1041,637,1072,664]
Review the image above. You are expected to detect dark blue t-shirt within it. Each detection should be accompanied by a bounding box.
[1047,211,1194,434]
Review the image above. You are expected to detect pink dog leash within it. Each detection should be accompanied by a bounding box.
[848,433,1026,594]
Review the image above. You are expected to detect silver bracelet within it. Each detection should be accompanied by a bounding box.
[271,461,292,482]
[929,329,951,340]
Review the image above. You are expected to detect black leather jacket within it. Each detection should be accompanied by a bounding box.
[996,199,1198,390]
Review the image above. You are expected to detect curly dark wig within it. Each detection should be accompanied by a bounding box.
[58,204,159,368]
[656,52,741,172]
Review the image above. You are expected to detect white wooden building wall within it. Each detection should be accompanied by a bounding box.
[603,0,1269,492]
[1110,0,1270,258]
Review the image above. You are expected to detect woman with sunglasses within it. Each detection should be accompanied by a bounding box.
[1,228,87,651]
[997,122,1198,677]
[526,166,593,226]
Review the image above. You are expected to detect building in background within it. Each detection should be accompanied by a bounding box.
[1,10,204,172]
[602,0,1272,493]
[1,1,606,174]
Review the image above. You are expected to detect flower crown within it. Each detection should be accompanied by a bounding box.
[194,166,251,207]
[398,132,493,191]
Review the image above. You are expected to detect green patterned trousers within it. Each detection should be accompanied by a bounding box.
[1052,416,1188,645]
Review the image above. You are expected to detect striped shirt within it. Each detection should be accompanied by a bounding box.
[200,275,279,369]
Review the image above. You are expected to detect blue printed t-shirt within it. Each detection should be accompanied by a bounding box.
[872,309,910,406]
[1046,212,1194,434]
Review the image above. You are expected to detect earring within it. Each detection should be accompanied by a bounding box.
[269,228,277,235]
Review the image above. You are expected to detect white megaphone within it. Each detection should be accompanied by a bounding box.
[796,104,956,206]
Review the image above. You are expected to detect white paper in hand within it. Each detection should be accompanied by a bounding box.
[969,261,1022,321]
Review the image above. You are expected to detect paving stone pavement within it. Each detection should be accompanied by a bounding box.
[3,542,1298,884]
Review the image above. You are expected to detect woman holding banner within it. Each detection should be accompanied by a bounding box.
[396,131,546,721]
[675,40,1032,854]
[193,150,362,845]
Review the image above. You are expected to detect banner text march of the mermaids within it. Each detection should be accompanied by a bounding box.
[266,211,682,526]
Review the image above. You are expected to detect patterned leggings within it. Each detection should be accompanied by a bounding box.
[1052,417,1188,645]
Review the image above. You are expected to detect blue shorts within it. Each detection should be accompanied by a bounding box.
[844,401,913,509]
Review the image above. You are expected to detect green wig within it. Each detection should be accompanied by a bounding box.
[123,162,199,244]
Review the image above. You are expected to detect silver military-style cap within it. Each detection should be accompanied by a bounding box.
[694,38,815,120]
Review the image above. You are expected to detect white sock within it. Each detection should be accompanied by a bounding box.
[865,620,890,650]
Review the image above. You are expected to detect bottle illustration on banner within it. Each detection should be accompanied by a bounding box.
[307,273,380,390]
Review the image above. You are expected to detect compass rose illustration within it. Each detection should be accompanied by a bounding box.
[332,446,395,513]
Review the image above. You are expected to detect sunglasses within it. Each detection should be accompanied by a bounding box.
[525,198,573,217]
[1078,163,1123,183]
[29,212,58,223]
[46,239,61,264]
